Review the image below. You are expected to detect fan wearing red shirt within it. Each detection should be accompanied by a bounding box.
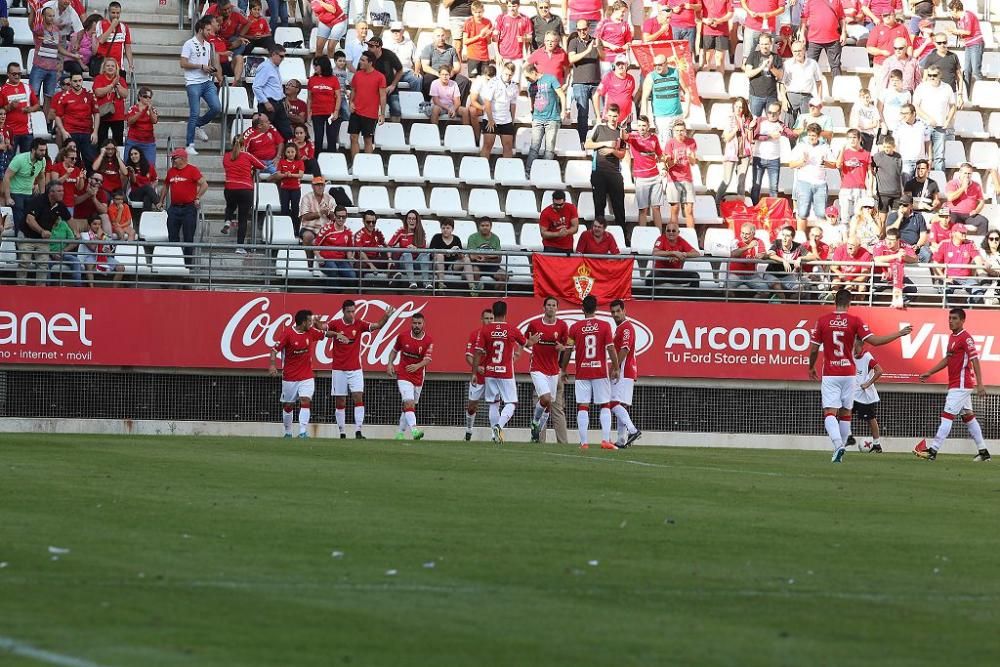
[800,0,846,75]
[575,219,620,254]
[830,236,873,294]
[93,61,129,146]
[2,63,42,153]
[347,54,387,160]
[239,0,275,52]
[594,2,633,65]
[526,296,570,442]
[124,87,159,167]
[99,3,134,73]
[865,10,910,68]
[275,143,305,227]
[836,130,872,223]
[538,191,579,252]
[626,117,664,228]
[740,0,784,53]
[307,61,342,154]
[473,300,541,443]
[808,288,911,462]
[701,0,733,72]
[915,308,990,461]
[387,313,435,440]
[314,216,357,281]
[464,308,495,440]
[667,0,702,52]
[268,309,327,438]
[663,121,699,229]
[243,115,284,172]
[46,149,84,210]
[159,149,208,264]
[609,299,642,448]
[562,295,619,450]
[597,56,636,121]
[52,73,97,161]
[932,223,988,307]
[650,222,700,288]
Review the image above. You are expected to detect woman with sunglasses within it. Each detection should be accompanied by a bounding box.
[388,210,430,289]
[46,146,85,218]
[125,147,159,214]
[125,87,159,167]
[980,232,1000,305]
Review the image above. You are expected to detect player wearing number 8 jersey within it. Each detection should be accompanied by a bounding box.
[809,288,912,463]
[914,308,991,462]
[387,313,434,440]
[528,296,570,443]
[465,308,495,441]
[610,299,641,448]
[561,295,619,450]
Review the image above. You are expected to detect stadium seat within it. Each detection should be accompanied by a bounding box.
[352,154,388,183]
[982,51,1000,79]
[468,189,504,218]
[708,103,731,131]
[944,140,967,169]
[375,122,409,151]
[492,221,518,247]
[364,0,398,27]
[267,215,297,244]
[693,134,723,162]
[318,152,350,181]
[0,47,23,70]
[686,104,709,131]
[703,227,735,257]
[151,246,190,275]
[555,129,587,157]
[409,123,444,152]
[396,186,433,215]
[358,185,394,215]
[495,157,529,186]
[428,187,466,217]
[443,125,478,153]
[274,27,309,56]
[696,71,728,99]
[519,223,543,250]
[971,81,1000,109]
[275,248,314,279]
[399,91,425,119]
[605,224,627,252]
[278,57,308,84]
[387,154,424,183]
[423,155,459,185]
[458,157,494,186]
[684,260,718,288]
[506,254,533,284]
[678,227,701,251]
[505,190,540,218]
[402,1,436,28]
[564,160,593,189]
[953,110,989,139]
[968,142,1000,170]
[256,182,281,212]
[628,226,660,254]
[825,106,846,131]
[29,111,49,139]
[0,239,14,268]
[529,160,566,189]
[513,96,532,124]
[114,244,151,274]
[623,193,639,223]
[828,75,861,104]
[454,219,478,241]
[376,219,401,241]
[9,17,31,46]
[841,46,872,73]
[139,211,169,243]
[577,192,595,220]
[423,219,441,238]
[727,72,749,99]
[693,195,722,225]
[512,127,532,155]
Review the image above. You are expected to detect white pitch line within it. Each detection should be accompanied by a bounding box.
[0,636,109,667]
[536,450,786,477]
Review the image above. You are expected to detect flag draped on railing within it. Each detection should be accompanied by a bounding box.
[532,253,634,304]
[720,198,795,241]
[630,40,701,106]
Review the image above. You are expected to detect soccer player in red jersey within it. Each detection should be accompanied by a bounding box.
[465,308,494,441]
[561,295,619,450]
[473,300,541,443]
[610,299,642,448]
[387,312,434,440]
[914,308,990,462]
[327,299,394,439]
[808,288,911,463]
[268,310,325,438]
[528,296,569,442]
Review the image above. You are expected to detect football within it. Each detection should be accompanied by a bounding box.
[859,440,874,453]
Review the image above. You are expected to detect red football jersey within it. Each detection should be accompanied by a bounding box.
[946,329,978,389]
[475,322,527,379]
[810,312,873,377]
[568,318,613,380]
[613,321,638,380]
[272,326,324,381]
[328,318,372,371]
[466,328,485,384]
[395,330,434,385]
[527,318,569,375]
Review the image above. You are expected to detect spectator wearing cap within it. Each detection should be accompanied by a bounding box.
[848,197,882,251]
[419,27,471,104]
[792,96,832,143]
[944,163,989,235]
[799,0,846,78]
[885,195,931,261]
[348,52,387,161]
[913,65,956,172]
[933,221,987,305]
[597,55,636,123]
[158,148,208,266]
[221,134,266,250]
[836,129,872,226]
[926,206,954,260]
[180,16,222,156]
[462,3,493,78]
[298,176,337,269]
[594,2,632,76]
[252,46,294,140]
[385,21,424,92]
[779,40,821,126]
[366,37,405,123]
[539,190,579,254]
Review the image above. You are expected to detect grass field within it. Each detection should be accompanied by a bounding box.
[1,434,999,667]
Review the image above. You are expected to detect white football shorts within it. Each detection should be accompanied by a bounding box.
[331,369,364,395]
[530,371,559,399]
[943,388,974,415]
[397,380,423,404]
[612,377,635,405]
[468,381,485,401]
[821,375,856,410]
[485,377,518,403]
[575,377,611,405]
[280,378,315,403]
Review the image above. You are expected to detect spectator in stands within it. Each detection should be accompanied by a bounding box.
[788,123,832,231]
[836,129,871,227]
[866,9,909,89]
[93,57,127,145]
[1,61,41,154]
[829,235,872,297]
[585,103,627,230]
[642,6,673,43]
[243,112,284,174]
[93,139,127,198]
[801,224,832,291]
[159,148,207,266]
[885,195,930,261]
[934,222,987,304]
[981,231,1000,305]
[531,2,563,50]
[366,37,405,124]
[311,0,348,60]
[893,104,929,185]
[466,64,490,143]
[30,5,66,115]
[701,0,732,73]
[345,20,368,70]
[750,101,792,203]
[944,163,989,234]
[353,208,389,282]
[46,145,83,215]
[52,73,97,164]
[314,204,356,282]
[880,37,922,93]
[727,221,769,297]
[663,119,698,230]
[872,134,903,225]
[125,146,158,215]
[384,23,421,95]
[307,55,343,155]
[46,0,83,42]
[926,206,953,260]
[912,65,956,172]
[265,0,287,32]
[347,51,387,162]
[212,1,248,84]
[848,197,882,250]
[871,226,918,305]
[922,32,964,101]
[648,222,699,291]
[627,116,664,229]
[467,216,507,294]
[716,98,755,206]
[523,63,567,170]
[420,27,470,103]
[791,97,832,143]
[180,16,222,156]
[283,80,307,126]
[563,0,603,33]
[70,171,109,235]
[799,0,845,77]
[479,62,518,159]
[124,87,158,168]
[17,180,69,285]
[743,33,783,117]
[275,142,304,231]
[429,218,473,290]
[252,46,293,140]
[3,137,47,235]
[576,218,620,254]
[946,0,982,95]
[445,0,474,55]
[667,0,700,52]
[594,2,632,75]
[640,54,690,145]
[107,190,135,241]
[462,4,493,78]
[98,1,133,75]
[764,225,804,301]
[298,176,337,268]
[494,0,533,81]
[539,189,580,254]
[291,124,316,175]
[779,40,821,125]
[429,66,471,126]
[597,55,635,124]
[388,209,431,289]
[879,70,910,135]
[849,88,879,152]
[528,31,571,86]
[240,1,276,53]
[567,19,600,144]
[740,0,783,57]
[47,210,82,286]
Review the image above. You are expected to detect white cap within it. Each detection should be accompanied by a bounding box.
[389,21,404,31]
[808,96,823,107]
[859,196,877,209]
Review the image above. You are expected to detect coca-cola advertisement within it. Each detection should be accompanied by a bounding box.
[2,288,999,384]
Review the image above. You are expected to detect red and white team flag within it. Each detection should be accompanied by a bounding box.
[531,253,634,304]
[721,197,796,241]
[630,40,701,106]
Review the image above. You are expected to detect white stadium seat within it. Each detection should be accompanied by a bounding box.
[971,81,1000,109]
[495,157,529,186]
[358,185,394,215]
[829,75,861,104]
[387,154,424,183]
[256,182,281,212]
[458,157,494,186]
[402,1,436,28]
[139,211,169,243]
[492,221,518,247]
[399,91,425,118]
[505,190,540,218]
[352,154,388,183]
[114,244,151,274]
[395,186,432,215]
[428,187,466,217]
[969,142,1000,170]
[564,160,593,189]
[267,215,297,244]
[953,111,989,139]
[275,248,314,279]
[375,122,409,151]
[944,140,967,169]
[409,123,444,152]
[519,223,543,250]
[278,57,308,84]
[693,133,723,162]
[555,129,587,157]
[727,72,749,99]
[443,125,478,153]
[529,160,565,189]
[696,71,728,99]
[423,155,460,185]
[318,152,350,181]
[151,246,190,275]
[468,189,504,218]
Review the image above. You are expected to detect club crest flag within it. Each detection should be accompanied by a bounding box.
[630,40,701,106]
[720,197,795,240]
[532,253,634,304]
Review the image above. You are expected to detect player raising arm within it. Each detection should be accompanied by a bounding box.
[269,309,326,439]
[560,295,620,451]
[527,296,569,443]
[808,288,911,463]
[465,308,495,441]
[387,312,433,441]
[914,308,990,462]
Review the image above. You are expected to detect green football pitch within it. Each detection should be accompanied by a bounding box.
[1,434,998,667]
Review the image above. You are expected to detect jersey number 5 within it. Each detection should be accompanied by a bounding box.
[831,330,845,358]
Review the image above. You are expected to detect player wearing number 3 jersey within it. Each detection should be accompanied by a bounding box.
[561,295,620,451]
[808,288,912,463]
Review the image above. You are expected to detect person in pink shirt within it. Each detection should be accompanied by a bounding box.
[562,0,603,31]
[741,0,783,55]
[668,0,702,52]
[946,0,983,94]
[836,129,872,225]
[597,55,637,122]
[860,0,902,26]
[662,119,699,229]
[526,31,570,85]
[642,6,673,43]
[494,0,533,80]
[944,163,989,234]
[865,9,910,94]
[701,0,733,73]
[594,1,633,75]
[626,115,664,228]
[933,222,987,304]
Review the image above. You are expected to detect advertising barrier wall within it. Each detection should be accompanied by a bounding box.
[2,288,999,384]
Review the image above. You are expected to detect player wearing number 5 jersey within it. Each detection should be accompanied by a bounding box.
[610,299,642,448]
[809,288,912,463]
[465,308,495,441]
[473,300,542,444]
[387,312,434,441]
[528,296,570,443]
[914,308,991,462]
[561,295,620,451]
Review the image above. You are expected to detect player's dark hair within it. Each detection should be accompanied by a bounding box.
[834,288,852,308]
[582,295,598,314]
[294,309,312,326]
[481,308,492,318]
[949,308,966,321]
[610,299,625,311]
[341,299,355,311]
[412,312,425,321]
[492,301,507,318]
[543,296,558,307]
